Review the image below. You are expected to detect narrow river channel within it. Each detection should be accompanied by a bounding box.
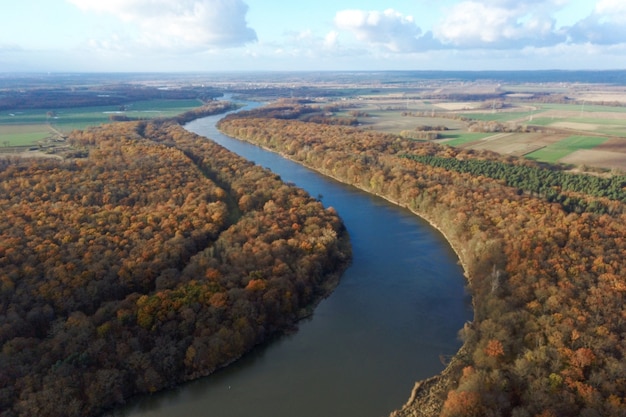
[115,102,472,417]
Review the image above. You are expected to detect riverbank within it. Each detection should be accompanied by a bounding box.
[154,111,471,417]
[210,103,626,416]
[333,184,474,417]
[215,124,475,417]
[391,342,471,417]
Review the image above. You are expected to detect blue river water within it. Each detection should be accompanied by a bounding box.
[115,103,472,417]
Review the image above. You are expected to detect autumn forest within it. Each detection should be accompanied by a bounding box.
[0,102,351,416]
[1,83,626,417]
[218,102,626,417]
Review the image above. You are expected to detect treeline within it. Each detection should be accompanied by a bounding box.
[401,111,545,133]
[226,100,358,126]
[399,125,450,141]
[169,101,239,125]
[218,106,626,417]
[400,130,441,140]
[0,84,222,111]
[466,120,538,133]
[400,154,626,214]
[422,93,505,101]
[0,115,350,416]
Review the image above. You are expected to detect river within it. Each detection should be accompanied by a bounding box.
[114,102,472,417]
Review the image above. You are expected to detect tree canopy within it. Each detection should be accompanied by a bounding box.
[218,103,626,417]
[0,106,350,417]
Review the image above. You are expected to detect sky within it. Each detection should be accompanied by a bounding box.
[1,0,626,72]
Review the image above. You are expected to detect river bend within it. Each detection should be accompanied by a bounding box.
[116,103,471,417]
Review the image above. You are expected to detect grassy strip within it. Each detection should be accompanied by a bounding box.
[576,117,626,126]
[0,131,50,146]
[458,111,531,122]
[536,103,626,113]
[526,135,609,162]
[529,117,626,137]
[0,124,53,146]
[527,117,561,126]
[439,132,492,146]
[524,147,571,162]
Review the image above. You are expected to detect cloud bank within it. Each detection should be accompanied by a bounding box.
[567,0,626,45]
[67,0,257,50]
[333,0,626,54]
[334,9,423,53]
[434,0,564,48]
[43,0,626,71]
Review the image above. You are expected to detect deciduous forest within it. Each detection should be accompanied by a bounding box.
[218,103,626,417]
[0,104,351,416]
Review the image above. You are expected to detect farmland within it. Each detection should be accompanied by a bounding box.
[2,72,626,171]
[0,99,203,141]
[0,125,51,147]
[0,98,215,161]
[325,84,626,172]
[0,77,222,156]
[525,136,610,162]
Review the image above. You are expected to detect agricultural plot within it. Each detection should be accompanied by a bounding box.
[356,111,465,134]
[560,149,626,171]
[511,103,626,137]
[558,136,626,171]
[439,101,626,169]
[578,91,626,103]
[439,132,493,146]
[349,98,625,170]
[434,102,483,111]
[525,135,610,163]
[458,110,533,123]
[0,99,202,146]
[450,132,569,156]
[537,103,626,114]
[0,125,52,146]
[531,115,626,137]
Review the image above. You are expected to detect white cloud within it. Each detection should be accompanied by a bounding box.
[334,9,423,52]
[42,0,626,71]
[66,0,257,51]
[324,31,339,49]
[434,0,564,48]
[269,28,353,60]
[431,0,626,49]
[566,0,626,45]
[595,0,626,19]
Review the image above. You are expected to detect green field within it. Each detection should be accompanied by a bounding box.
[0,99,203,146]
[0,125,52,146]
[525,135,609,162]
[460,103,626,129]
[439,132,492,146]
[530,116,626,126]
[596,127,626,137]
[528,116,626,137]
[536,103,626,113]
[459,111,532,122]
[576,117,626,126]
[355,110,467,134]
[528,117,563,126]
